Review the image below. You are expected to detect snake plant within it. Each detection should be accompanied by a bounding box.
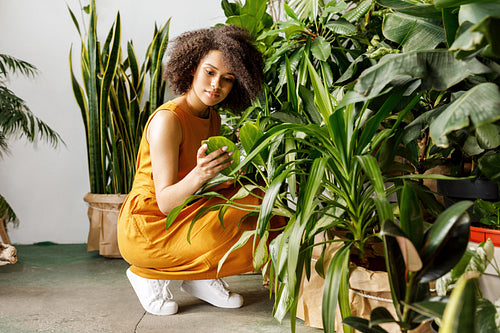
[69,0,169,194]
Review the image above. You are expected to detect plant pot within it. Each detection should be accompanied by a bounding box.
[437,179,500,245]
[436,178,499,207]
[83,193,127,258]
[470,226,500,247]
[296,240,430,332]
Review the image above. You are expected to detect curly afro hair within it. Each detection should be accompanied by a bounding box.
[164,25,264,112]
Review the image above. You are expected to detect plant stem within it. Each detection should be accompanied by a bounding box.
[401,272,416,332]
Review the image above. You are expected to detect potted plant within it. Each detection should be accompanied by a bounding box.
[342,181,473,332]
[351,0,500,254]
[0,53,63,244]
[435,238,500,331]
[68,0,169,257]
[471,199,500,246]
[343,186,500,333]
[211,1,444,332]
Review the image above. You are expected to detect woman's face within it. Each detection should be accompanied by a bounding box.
[187,50,235,111]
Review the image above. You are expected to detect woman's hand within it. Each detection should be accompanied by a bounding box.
[193,143,234,183]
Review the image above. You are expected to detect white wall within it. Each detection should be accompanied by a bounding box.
[0,0,225,244]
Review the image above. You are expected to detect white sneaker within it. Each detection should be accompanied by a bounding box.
[126,268,178,315]
[180,278,243,308]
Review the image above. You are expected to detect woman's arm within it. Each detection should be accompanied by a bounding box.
[147,110,233,215]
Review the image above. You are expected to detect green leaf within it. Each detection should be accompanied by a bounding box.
[370,307,397,326]
[476,123,500,150]
[239,122,266,166]
[305,57,334,130]
[407,296,448,319]
[439,273,478,333]
[257,164,293,237]
[325,19,358,35]
[285,56,299,111]
[253,230,269,270]
[342,317,389,333]
[217,230,255,274]
[287,0,319,21]
[354,50,491,99]
[323,244,351,333]
[418,201,472,282]
[382,12,445,52]
[478,152,500,184]
[201,136,240,176]
[430,83,500,148]
[476,298,500,333]
[342,0,373,23]
[311,36,331,62]
[399,183,424,249]
[377,0,442,20]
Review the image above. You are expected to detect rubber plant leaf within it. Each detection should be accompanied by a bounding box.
[418,201,472,283]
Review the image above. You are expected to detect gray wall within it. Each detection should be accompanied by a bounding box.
[0,0,225,244]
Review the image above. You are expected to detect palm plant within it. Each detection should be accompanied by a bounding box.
[69,0,169,194]
[0,54,63,224]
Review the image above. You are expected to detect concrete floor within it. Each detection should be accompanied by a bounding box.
[0,243,321,333]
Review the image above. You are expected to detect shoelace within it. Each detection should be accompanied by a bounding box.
[210,278,230,297]
[162,280,174,301]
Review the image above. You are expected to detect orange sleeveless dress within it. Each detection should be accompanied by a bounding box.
[117,101,267,280]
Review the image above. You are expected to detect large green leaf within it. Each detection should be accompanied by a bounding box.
[342,0,373,23]
[429,83,500,148]
[378,0,442,20]
[382,12,445,52]
[311,36,331,61]
[459,3,500,25]
[354,50,491,99]
[381,220,408,310]
[434,0,500,9]
[239,122,266,167]
[478,152,500,184]
[418,201,472,282]
[288,0,319,21]
[324,18,358,35]
[225,0,271,36]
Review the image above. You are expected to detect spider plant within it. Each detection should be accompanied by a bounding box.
[69,0,169,194]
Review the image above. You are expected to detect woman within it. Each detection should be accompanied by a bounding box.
[117,25,282,316]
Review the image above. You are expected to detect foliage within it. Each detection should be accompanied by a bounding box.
[0,54,63,224]
[434,239,500,333]
[68,0,169,194]
[473,199,500,230]
[178,0,500,331]
[343,183,472,332]
[358,0,500,180]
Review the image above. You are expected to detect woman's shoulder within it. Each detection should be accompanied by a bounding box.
[147,102,183,143]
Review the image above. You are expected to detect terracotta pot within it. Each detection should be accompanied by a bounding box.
[470,226,500,247]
